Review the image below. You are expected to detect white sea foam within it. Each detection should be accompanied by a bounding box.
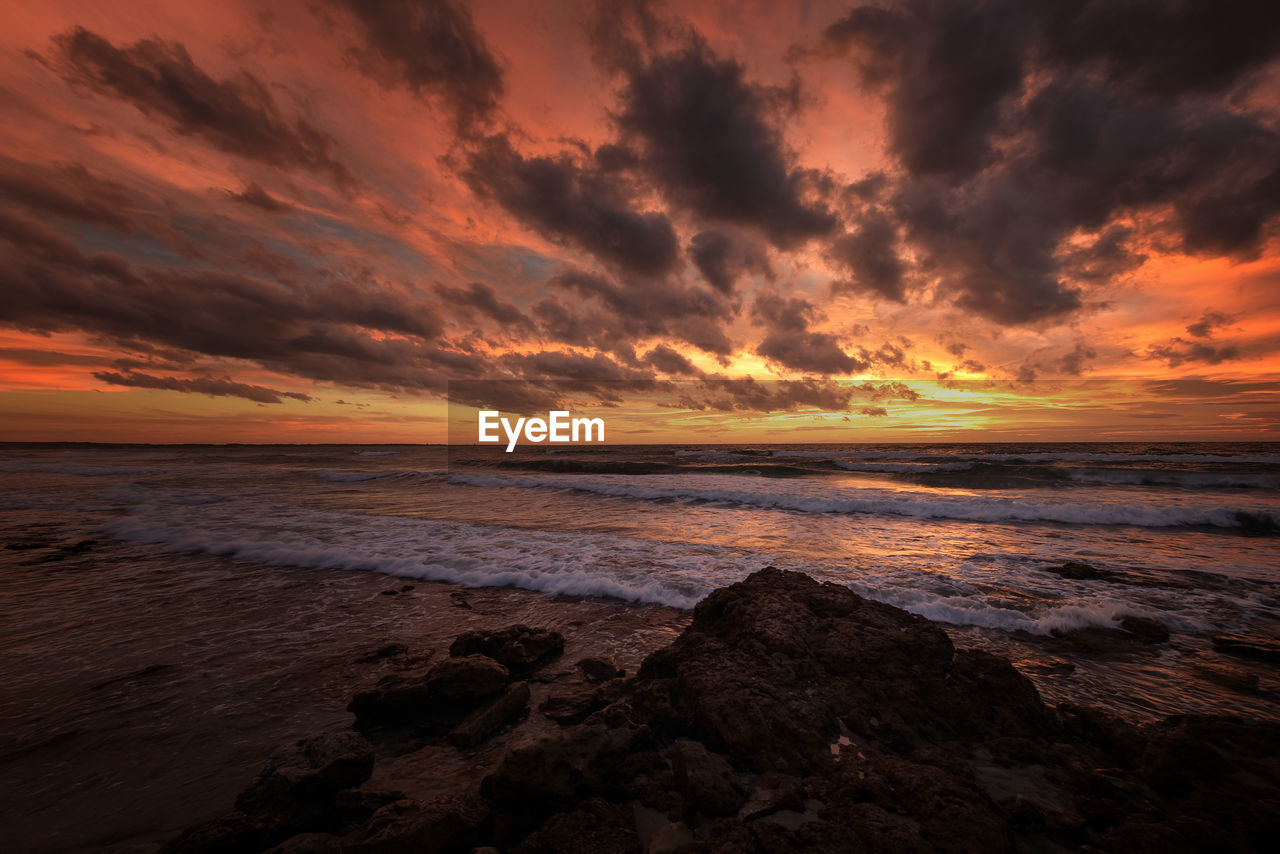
[103,496,769,608]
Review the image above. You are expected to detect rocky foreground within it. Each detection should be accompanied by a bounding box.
[165,568,1280,853]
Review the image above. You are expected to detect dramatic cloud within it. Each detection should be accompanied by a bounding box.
[818,0,1280,324]
[0,0,1276,439]
[688,230,771,294]
[433,281,531,329]
[94,370,313,404]
[0,156,139,232]
[328,0,504,134]
[828,209,905,300]
[642,344,700,376]
[615,45,836,247]
[49,27,353,186]
[463,134,679,277]
[751,293,865,375]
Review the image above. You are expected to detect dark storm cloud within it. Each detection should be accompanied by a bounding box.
[642,344,700,376]
[0,211,474,394]
[615,45,837,247]
[432,281,532,329]
[49,28,353,186]
[463,134,679,278]
[93,370,313,404]
[546,269,735,356]
[751,293,865,375]
[227,182,291,212]
[0,156,139,232]
[328,0,504,134]
[828,208,905,300]
[817,0,1280,325]
[688,230,771,294]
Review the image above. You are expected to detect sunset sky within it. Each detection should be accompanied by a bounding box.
[1,0,1278,443]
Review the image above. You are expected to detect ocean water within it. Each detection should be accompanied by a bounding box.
[2,441,1278,726]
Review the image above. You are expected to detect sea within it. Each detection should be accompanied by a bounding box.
[2,441,1279,849]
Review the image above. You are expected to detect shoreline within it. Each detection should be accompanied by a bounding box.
[159,568,1280,854]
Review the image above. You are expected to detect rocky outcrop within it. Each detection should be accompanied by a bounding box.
[348,655,510,734]
[167,569,1280,854]
[449,625,565,673]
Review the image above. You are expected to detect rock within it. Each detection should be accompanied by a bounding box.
[264,832,343,853]
[510,799,639,854]
[449,681,531,748]
[161,812,276,854]
[1211,633,1280,665]
[576,656,623,683]
[1119,614,1170,643]
[348,655,510,734]
[1046,561,1121,581]
[338,794,491,853]
[630,567,1052,772]
[481,723,637,811]
[668,740,743,816]
[356,643,409,663]
[540,685,605,726]
[450,625,565,672]
[235,731,376,817]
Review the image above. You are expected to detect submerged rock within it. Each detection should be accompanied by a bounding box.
[450,625,565,673]
[1046,560,1123,582]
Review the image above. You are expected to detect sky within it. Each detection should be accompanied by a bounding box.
[1,0,1279,443]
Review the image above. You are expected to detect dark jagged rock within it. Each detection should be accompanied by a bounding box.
[235,732,375,816]
[1211,632,1280,665]
[450,625,564,673]
[481,722,641,812]
[668,740,744,816]
[576,655,623,683]
[335,794,492,853]
[628,567,1053,772]
[165,734,396,854]
[448,681,531,748]
[348,655,509,734]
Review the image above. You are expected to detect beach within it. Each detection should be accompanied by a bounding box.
[1,442,1278,851]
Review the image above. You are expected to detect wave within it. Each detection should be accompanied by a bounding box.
[848,582,1181,636]
[440,470,1280,531]
[102,498,769,609]
[353,450,400,456]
